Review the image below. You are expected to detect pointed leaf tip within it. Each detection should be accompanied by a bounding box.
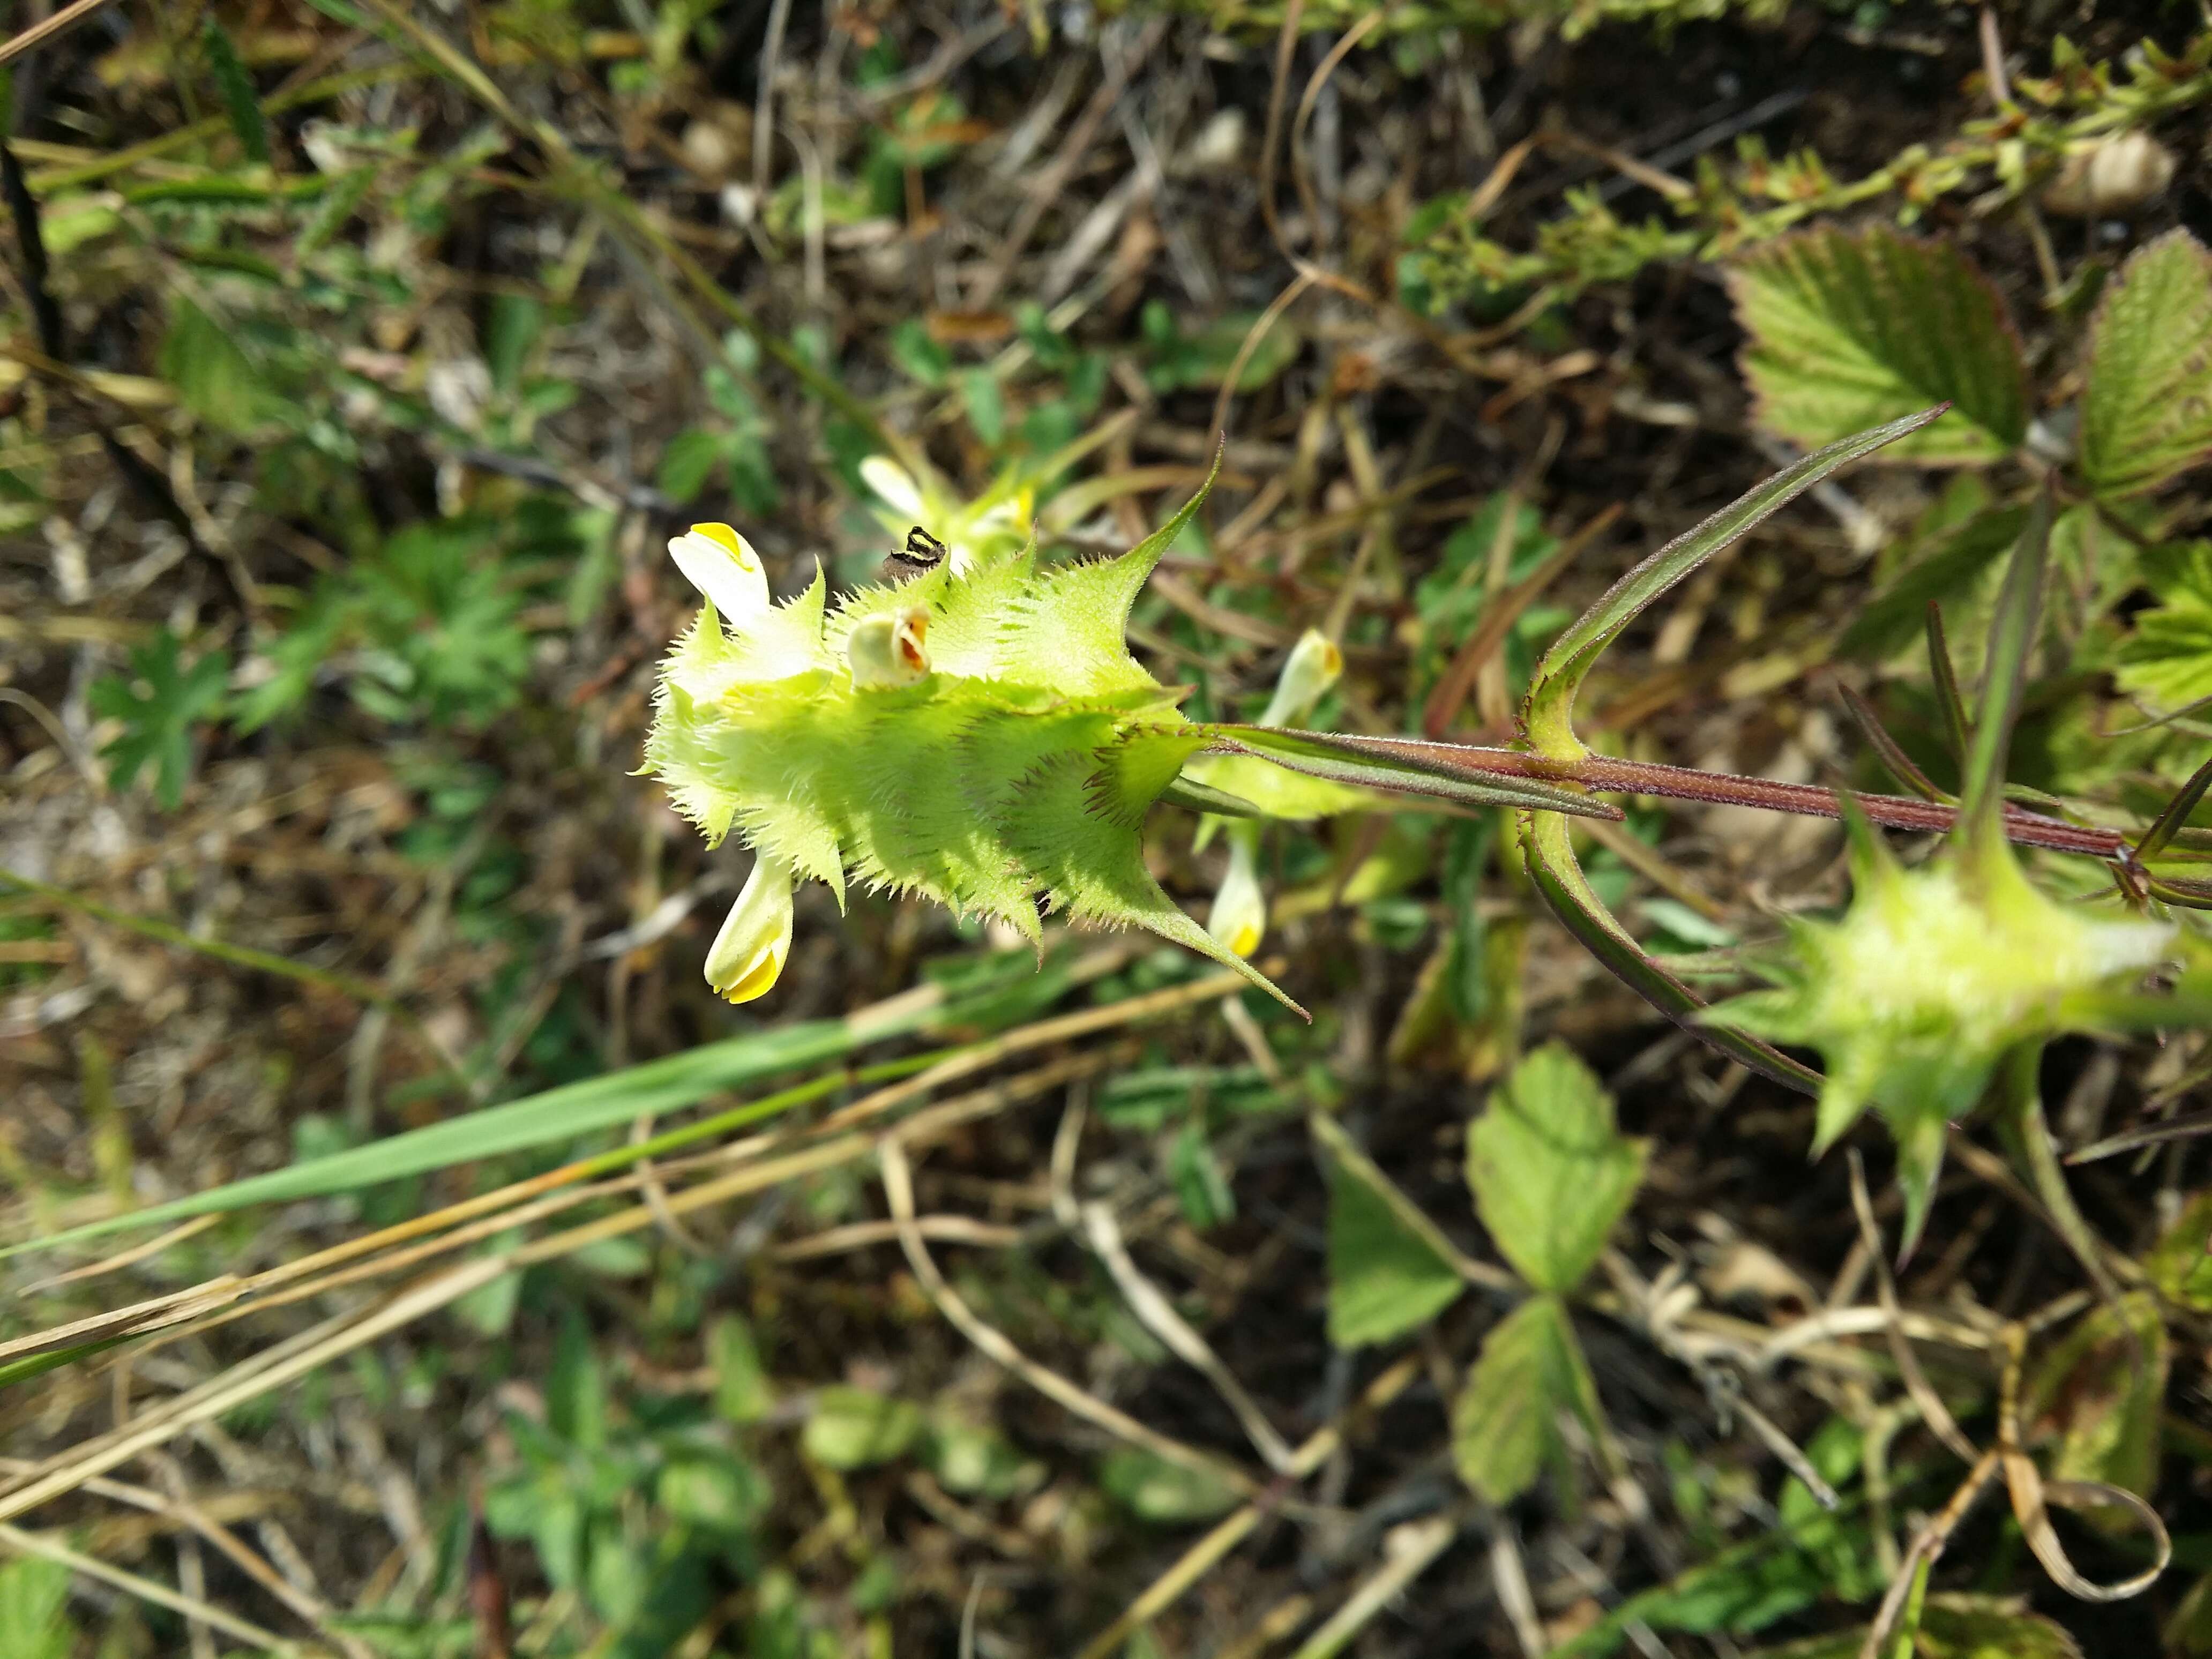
[1524,407,1946,760]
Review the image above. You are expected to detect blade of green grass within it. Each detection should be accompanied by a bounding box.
[0,953,1085,1262]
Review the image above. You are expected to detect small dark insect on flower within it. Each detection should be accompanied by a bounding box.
[884,525,947,581]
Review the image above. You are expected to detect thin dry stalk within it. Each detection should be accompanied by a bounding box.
[1286,1513,1459,1659]
[1080,1201,1298,1473]
[1848,1151,1981,1464]
[879,1135,1260,1498]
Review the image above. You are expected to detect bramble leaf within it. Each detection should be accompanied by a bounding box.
[1465,1043,1646,1294]
[2118,542,2212,712]
[1313,1111,1468,1348]
[1731,227,2027,464]
[1451,1294,1603,1505]
[2079,229,2212,498]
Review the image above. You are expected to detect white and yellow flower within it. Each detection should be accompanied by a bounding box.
[668,523,769,625]
[1260,629,1344,727]
[705,855,795,1004]
[1207,824,1267,959]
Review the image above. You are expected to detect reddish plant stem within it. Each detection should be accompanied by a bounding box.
[1290,733,2132,862]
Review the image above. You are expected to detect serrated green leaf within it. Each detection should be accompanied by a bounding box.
[1451,1294,1602,1505]
[1732,227,2027,464]
[88,629,230,810]
[2119,541,2212,712]
[201,19,270,166]
[1524,407,1944,758]
[1464,1043,1646,1294]
[159,296,264,434]
[803,1386,920,1469]
[2080,229,2212,498]
[1311,1110,1471,1347]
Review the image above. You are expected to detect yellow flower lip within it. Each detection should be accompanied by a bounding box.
[1207,829,1267,960]
[705,857,794,1004]
[669,523,769,625]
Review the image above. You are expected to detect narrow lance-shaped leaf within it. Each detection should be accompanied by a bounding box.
[1523,405,1946,759]
[1205,727,1621,819]
[1925,600,1973,763]
[1958,487,2054,861]
[201,20,271,166]
[0,987,975,1261]
[1520,812,1824,1096]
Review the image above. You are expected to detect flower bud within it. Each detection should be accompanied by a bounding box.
[847,606,931,688]
[2043,132,2176,219]
[669,523,770,626]
[705,856,795,1004]
[1260,629,1344,727]
[1207,825,1267,958]
[860,455,926,520]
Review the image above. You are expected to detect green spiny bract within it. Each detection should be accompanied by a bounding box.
[1702,808,2179,1253]
[644,476,1309,1014]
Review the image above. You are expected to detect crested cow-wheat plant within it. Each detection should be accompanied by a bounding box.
[644,412,2212,1268]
